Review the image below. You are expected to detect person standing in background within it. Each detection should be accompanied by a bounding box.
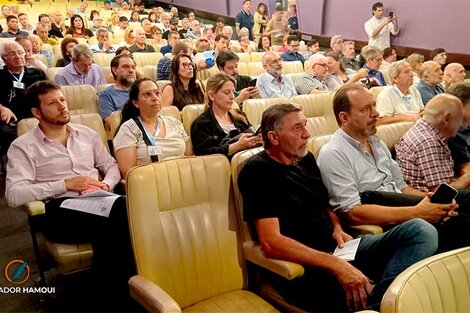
[364,2,399,51]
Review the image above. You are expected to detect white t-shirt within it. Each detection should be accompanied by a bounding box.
[376,85,424,117]
[113,115,189,165]
[364,16,399,51]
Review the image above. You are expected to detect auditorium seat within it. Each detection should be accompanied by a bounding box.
[46,67,61,81]
[181,104,206,134]
[282,61,304,74]
[242,97,290,128]
[196,66,219,81]
[141,65,157,81]
[126,155,279,313]
[285,72,304,84]
[250,52,265,62]
[16,113,109,285]
[247,62,265,77]
[238,62,249,76]
[236,52,251,63]
[370,86,386,100]
[381,247,470,313]
[132,52,163,67]
[60,84,99,114]
[93,53,115,67]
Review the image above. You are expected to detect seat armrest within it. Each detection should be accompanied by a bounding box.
[22,201,46,216]
[129,275,181,313]
[243,241,304,280]
[347,225,383,236]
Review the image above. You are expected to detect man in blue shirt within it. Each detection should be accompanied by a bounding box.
[0,15,29,38]
[235,0,254,41]
[361,45,386,87]
[280,35,305,65]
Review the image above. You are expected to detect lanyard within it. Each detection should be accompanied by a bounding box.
[138,116,161,146]
[9,69,24,82]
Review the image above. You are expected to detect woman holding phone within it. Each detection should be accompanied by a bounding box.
[191,73,262,158]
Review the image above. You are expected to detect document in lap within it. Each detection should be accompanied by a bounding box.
[59,190,120,217]
[333,238,361,261]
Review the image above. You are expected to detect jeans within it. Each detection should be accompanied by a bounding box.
[354,218,438,310]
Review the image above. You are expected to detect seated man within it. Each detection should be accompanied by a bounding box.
[90,28,116,54]
[159,31,179,55]
[280,35,305,64]
[302,39,320,60]
[54,44,105,88]
[157,42,189,81]
[128,28,156,53]
[35,22,59,46]
[447,83,470,176]
[376,60,424,125]
[324,34,343,57]
[99,54,136,129]
[295,54,331,95]
[238,103,438,312]
[216,50,259,106]
[5,81,135,308]
[185,20,202,40]
[360,45,386,87]
[395,93,470,192]
[256,51,297,98]
[443,63,466,89]
[0,41,46,156]
[194,34,228,70]
[1,15,29,38]
[317,84,470,253]
[416,61,445,105]
[340,40,359,71]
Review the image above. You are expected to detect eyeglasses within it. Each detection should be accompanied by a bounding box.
[373,58,383,62]
[140,89,161,98]
[182,62,195,69]
[290,44,299,48]
[313,63,327,68]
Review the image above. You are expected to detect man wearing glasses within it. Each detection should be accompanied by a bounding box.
[360,46,386,87]
[280,35,305,65]
[160,31,179,55]
[256,51,297,99]
[185,20,201,40]
[295,54,331,95]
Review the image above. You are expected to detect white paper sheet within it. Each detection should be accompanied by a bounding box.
[333,238,361,261]
[60,194,120,217]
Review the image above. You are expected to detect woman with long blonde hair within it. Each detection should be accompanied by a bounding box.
[191,73,262,158]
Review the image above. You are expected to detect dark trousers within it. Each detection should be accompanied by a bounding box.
[0,123,17,155]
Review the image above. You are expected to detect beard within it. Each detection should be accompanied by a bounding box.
[42,111,70,125]
[119,75,136,87]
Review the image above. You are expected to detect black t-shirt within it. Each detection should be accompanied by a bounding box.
[236,75,251,92]
[238,151,336,252]
[0,66,47,120]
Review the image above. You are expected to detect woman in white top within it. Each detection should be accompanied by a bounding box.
[113,78,192,178]
[324,52,368,91]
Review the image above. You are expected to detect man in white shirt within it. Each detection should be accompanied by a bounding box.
[364,2,399,51]
[256,51,297,98]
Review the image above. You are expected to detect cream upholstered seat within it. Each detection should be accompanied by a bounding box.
[126,155,279,313]
[238,62,249,76]
[236,52,251,63]
[285,72,303,84]
[141,65,157,81]
[369,86,386,100]
[381,247,470,313]
[282,61,304,74]
[196,66,219,81]
[291,93,338,137]
[248,62,265,77]
[181,104,205,134]
[92,53,115,67]
[250,52,265,62]
[132,52,163,67]
[242,97,289,128]
[46,67,62,81]
[376,122,415,151]
[17,113,108,285]
[60,84,99,114]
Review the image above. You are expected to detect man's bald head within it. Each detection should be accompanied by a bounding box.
[444,63,466,86]
[424,94,463,138]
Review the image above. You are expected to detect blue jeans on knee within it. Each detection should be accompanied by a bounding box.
[353,218,438,310]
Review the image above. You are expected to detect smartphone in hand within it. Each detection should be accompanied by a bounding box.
[430,183,458,204]
[248,78,257,87]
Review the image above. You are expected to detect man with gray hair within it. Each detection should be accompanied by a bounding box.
[324,34,343,56]
[185,20,202,40]
[295,54,331,95]
[395,93,470,192]
[416,60,445,105]
[340,40,359,71]
[90,28,115,54]
[129,28,156,53]
[54,44,105,88]
[376,60,424,124]
[256,51,296,98]
[0,41,46,155]
[361,45,386,87]
[443,63,466,89]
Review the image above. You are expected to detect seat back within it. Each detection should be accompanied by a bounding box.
[46,67,61,81]
[60,84,99,114]
[376,122,415,151]
[242,97,289,128]
[238,62,249,76]
[196,66,219,81]
[17,113,109,152]
[282,61,304,74]
[248,62,265,77]
[132,52,163,67]
[307,134,334,158]
[181,104,205,134]
[291,94,338,137]
[141,65,157,81]
[236,52,250,63]
[126,155,243,309]
[370,86,386,100]
[381,247,470,313]
[92,53,115,67]
[250,52,264,62]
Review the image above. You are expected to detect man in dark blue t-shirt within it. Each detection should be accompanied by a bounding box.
[235,0,254,41]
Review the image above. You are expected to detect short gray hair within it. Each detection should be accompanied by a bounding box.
[261,103,302,149]
[0,41,23,59]
[389,60,409,81]
[362,45,382,61]
[71,44,93,60]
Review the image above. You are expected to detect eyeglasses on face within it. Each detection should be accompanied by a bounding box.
[140,89,161,98]
[181,62,195,69]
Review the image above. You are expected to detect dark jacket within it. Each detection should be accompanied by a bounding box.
[191,108,253,157]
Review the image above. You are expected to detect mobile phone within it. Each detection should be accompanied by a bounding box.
[255,125,262,135]
[248,78,257,87]
[389,11,394,18]
[430,183,458,204]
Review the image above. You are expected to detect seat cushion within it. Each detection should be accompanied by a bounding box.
[45,240,93,274]
[183,290,278,313]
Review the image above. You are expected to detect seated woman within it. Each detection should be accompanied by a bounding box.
[150,26,167,46]
[232,34,255,53]
[56,37,79,67]
[65,14,94,39]
[113,78,192,178]
[161,54,205,110]
[191,73,262,158]
[324,52,368,91]
[257,35,272,52]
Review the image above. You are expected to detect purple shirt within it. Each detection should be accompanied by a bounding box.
[54,62,105,88]
[5,124,120,207]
